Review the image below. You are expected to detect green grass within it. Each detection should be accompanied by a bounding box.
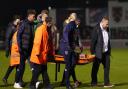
[0,49,128,89]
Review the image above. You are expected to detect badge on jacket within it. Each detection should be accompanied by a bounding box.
[64,51,68,55]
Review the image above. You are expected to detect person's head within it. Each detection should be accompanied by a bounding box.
[27,9,36,22]
[41,10,49,22]
[12,15,21,26]
[45,17,52,27]
[69,13,77,21]
[100,16,109,30]
[41,10,49,15]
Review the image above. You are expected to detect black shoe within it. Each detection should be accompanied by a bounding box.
[91,83,98,87]
[2,78,8,85]
[74,80,82,88]
[60,82,66,86]
[66,85,74,89]
[44,84,52,89]
[19,81,25,87]
[29,85,36,89]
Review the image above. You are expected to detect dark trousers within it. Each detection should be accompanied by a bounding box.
[91,52,110,85]
[4,65,19,80]
[30,62,50,87]
[15,50,30,83]
[63,50,78,88]
[61,68,77,83]
[61,53,79,83]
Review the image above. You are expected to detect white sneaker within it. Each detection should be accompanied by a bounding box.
[14,83,23,88]
[36,81,43,89]
[104,84,114,88]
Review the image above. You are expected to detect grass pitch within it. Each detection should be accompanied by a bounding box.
[0,49,128,89]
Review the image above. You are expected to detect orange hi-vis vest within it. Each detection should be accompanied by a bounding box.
[30,22,49,64]
[10,31,20,66]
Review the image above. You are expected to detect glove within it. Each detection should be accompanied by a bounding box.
[80,46,83,52]
[5,51,10,58]
[74,46,81,53]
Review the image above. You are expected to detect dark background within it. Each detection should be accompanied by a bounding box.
[0,0,107,27]
[0,0,128,49]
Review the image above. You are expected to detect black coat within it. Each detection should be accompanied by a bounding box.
[17,19,34,57]
[90,24,111,59]
[60,21,77,51]
[5,23,17,53]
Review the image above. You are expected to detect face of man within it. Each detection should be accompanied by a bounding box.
[28,14,35,22]
[42,13,48,22]
[101,19,109,30]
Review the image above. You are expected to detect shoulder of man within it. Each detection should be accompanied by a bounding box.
[19,20,26,26]
[93,24,101,33]
[65,21,76,30]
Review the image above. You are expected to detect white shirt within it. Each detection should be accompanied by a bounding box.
[100,24,109,52]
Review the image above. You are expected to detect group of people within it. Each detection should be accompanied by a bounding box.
[3,9,114,89]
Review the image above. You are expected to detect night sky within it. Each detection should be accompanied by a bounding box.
[0,0,48,26]
[0,0,107,27]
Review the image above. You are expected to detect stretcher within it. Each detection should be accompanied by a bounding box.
[48,54,95,81]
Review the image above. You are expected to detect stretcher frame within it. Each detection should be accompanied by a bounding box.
[48,54,95,81]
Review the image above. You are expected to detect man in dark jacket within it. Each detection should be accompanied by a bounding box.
[60,13,82,89]
[14,9,36,88]
[90,16,114,88]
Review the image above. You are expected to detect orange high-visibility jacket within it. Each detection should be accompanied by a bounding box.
[10,31,20,66]
[30,22,49,64]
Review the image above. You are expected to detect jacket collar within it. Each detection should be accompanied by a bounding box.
[25,18,34,24]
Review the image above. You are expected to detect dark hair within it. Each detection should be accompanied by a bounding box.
[103,16,109,20]
[12,15,20,21]
[41,10,49,15]
[45,17,52,23]
[27,9,36,16]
